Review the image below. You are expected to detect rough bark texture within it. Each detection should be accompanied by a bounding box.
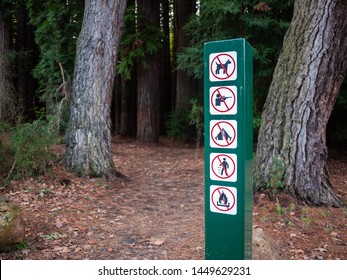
[174,0,195,110]
[253,0,347,207]
[0,7,14,122]
[65,0,127,178]
[136,0,161,143]
[16,0,37,120]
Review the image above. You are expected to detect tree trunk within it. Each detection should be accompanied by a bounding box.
[17,0,37,120]
[0,5,15,122]
[253,0,347,207]
[136,0,161,143]
[159,0,172,133]
[65,0,127,178]
[174,0,195,111]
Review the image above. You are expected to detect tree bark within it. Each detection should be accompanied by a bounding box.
[174,0,195,111]
[0,5,15,122]
[253,0,347,207]
[136,0,161,143]
[17,0,37,120]
[65,0,127,178]
[159,0,172,133]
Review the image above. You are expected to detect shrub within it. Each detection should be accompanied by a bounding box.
[9,119,56,179]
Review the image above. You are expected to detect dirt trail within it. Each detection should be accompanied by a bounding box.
[0,137,346,260]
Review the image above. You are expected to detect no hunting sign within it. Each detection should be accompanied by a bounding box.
[204,38,253,260]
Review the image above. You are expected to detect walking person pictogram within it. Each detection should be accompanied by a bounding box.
[219,158,229,176]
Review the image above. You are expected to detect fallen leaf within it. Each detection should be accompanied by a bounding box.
[61,247,70,253]
[149,238,165,246]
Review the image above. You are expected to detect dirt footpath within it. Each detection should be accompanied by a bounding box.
[0,137,346,260]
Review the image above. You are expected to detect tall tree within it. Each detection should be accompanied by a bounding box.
[253,0,347,207]
[174,0,195,111]
[136,0,162,142]
[17,0,37,119]
[0,1,17,121]
[159,0,172,133]
[65,0,127,178]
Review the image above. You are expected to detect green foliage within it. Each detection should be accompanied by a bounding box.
[177,0,243,78]
[189,98,204,151]
[177,0,294,127]
[9,119,57,179]
[165,98,204,145]
[25,0,83,118]
[268,156,286,193]
[16,240,28,250]
[117,5,163,80]
[165,108,192,142]
[40,232,65,240]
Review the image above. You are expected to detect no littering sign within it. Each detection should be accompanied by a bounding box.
[204,39,253,259]
[210,153,237,182]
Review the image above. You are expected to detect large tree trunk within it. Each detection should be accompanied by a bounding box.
[253,0,347,207]
[65,0,127,178]
[17,0,37,120]
[0,5,15,122]
[174,0,195,111]
[136,0,161,142]
[159,0,172,133]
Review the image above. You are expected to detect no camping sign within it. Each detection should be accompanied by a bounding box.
[204,38,253,260]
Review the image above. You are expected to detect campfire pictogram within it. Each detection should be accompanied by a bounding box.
[217,191,230,208]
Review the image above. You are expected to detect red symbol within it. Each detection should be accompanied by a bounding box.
[211,121,236,147]
[211,187,236,212]
[211,86,236,113]
[210,54,236,80]
[211,154,236,180]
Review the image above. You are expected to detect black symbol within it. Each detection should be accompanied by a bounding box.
[215,128,232,141]
[215,93,231,106]
[215,59,231,75]
[217,191,230,207]
[218,158,229,176]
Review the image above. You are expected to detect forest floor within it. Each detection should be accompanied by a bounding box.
[0,136,346,260]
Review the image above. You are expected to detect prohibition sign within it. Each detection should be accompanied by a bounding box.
[210,153,237,182]
[210,120,237,148]
[209,51,237,81]
[210,86,237,115]
[210,185,237,215]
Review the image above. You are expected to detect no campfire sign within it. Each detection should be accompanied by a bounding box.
[204,39,253,260]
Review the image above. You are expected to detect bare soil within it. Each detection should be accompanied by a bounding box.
[0,137,346,260]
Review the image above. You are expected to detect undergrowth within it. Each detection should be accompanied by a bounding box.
[0,119,58,183]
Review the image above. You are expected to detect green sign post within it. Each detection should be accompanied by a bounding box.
[204,38,253,260]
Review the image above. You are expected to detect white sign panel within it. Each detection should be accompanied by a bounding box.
[210,153,237,182]
[210,185,237,215]
[209,51,237,82]
[209,86,237,115]
[210,120,237,149]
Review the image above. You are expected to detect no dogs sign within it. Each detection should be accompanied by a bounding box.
[204,39,253,260]
[209,51,237,81]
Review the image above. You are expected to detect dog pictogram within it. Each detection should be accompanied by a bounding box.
[215,59,231,75]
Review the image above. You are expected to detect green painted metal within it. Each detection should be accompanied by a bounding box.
[204,38,253,260]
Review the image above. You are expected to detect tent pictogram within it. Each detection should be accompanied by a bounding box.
[210,86,237,115]
[209,51,237,81]
[210,120,237,148]
[210,185,237,215]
